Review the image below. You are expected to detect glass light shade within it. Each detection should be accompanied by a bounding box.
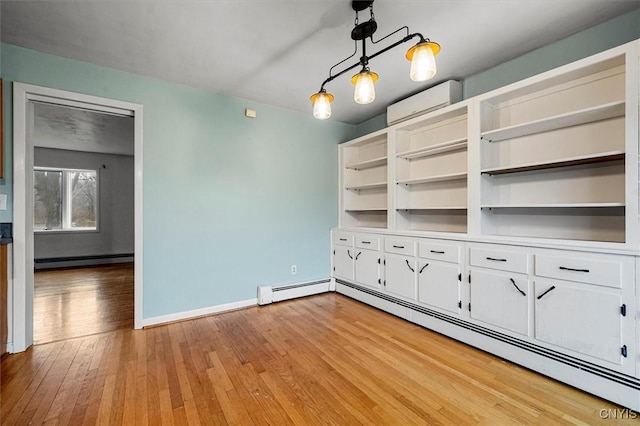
[351,71,378,104]
[310,91,334,120]
[406,41,440,82]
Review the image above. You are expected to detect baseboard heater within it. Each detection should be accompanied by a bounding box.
[258,279,331,305]
[35,253,134,269]
[335,279,640,394]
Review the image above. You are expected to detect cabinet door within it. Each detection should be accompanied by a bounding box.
[385,254,417,300]
[354,249,380,289]
[470,269,530,336]
[418,261,460,314]
[535,278,622,364]
[333,246,354,281]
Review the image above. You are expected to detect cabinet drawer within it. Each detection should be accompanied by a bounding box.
[334,231,354,247]
[535,255,621,288]
[384,238,416,256]
[470,247,528,274]
[356,234,380,250]
[419,241,460,263]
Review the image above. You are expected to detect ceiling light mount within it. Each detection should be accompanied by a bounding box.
[310,0,440,120]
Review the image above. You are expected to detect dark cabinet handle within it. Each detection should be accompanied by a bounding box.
[430,250,445,254]
[393,245,405,249]
[419,263,429,274]
[509,278,526,297]
[486,257,507,262]
[361,241,371,245]
[355,252,362,260]
[537,286,556,300]
[339,238,347,241]
[559,266,589,273]
[406,260,415,272]
[347,250,353,259]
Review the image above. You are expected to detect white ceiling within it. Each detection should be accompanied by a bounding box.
[34,103,134,156]
[3,1,640,124]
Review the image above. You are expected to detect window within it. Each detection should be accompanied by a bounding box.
[34,168,98,231]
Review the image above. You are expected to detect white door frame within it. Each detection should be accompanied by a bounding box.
[12,83,143,352]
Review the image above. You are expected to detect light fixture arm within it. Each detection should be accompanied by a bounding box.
[318,31,427,93]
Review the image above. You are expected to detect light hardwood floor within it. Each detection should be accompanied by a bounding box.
[1,293,637,425]
[33,263,134,344]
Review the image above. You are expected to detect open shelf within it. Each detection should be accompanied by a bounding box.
[481,151,624,175]
[396,137,467,160]
[397,172,467,186]
[481,101,625,143]
[345,208,387,212]
[481,203,624,209]
[345,182,387,191]
[345,156,387,170]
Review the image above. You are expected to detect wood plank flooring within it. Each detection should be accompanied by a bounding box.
[2,293,637,425]
[33,263,134,344]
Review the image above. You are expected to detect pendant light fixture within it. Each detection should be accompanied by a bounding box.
[310,0,440,119]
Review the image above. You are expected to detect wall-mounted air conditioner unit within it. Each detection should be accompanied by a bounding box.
[387,80,462,126]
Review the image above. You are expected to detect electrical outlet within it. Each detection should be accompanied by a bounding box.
[291,265,297,275]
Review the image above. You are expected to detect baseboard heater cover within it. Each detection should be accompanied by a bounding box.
[335,279,640,393]
[35,253,134,263]
[258,279,331,305]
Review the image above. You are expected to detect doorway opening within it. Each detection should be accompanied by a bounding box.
[31,102,135,344]
[12,83,143,352]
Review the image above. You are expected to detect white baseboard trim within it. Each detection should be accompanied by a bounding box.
[142,298,257,327]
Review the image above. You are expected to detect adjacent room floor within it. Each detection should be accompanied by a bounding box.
[1,293,632,425]
[33,263,134,344]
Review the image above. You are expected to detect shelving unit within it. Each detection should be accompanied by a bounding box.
[478,52,629,243]
[337,41,638,248]
[340,130,389,228]
[394,104,469,233]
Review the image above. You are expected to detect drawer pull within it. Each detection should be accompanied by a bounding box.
[509,278,526,297]
[361,241,371,245]
[430,250,445,254]
[537,286,556,300]
[486,257,507,262]
[393,245,405,249]
[339,238,347,241]
[559,266,589,273]
[355,252,362,260]
[419,263,429,274]
[347,250,353,259]
[406,260,415,273]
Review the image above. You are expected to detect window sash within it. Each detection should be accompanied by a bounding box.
[34,167,98,232]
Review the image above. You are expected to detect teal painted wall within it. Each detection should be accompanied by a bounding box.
[1,44,355,318]
[354,8,640,138]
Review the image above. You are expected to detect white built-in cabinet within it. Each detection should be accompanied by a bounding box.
[338,40,639,249]
[384,238,417,299]
[340,131,388,229]
[332,39,640,411]
[417,241,462,314]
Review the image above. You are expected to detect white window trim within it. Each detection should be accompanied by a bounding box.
[34,166,100,233]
